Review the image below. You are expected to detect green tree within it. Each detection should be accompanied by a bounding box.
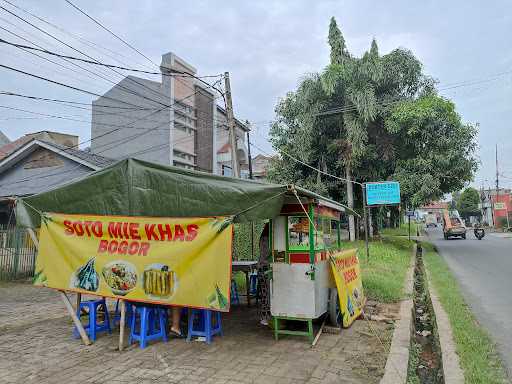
[268,17,477,225]
[456,187,481,220]
[386,95,478,206]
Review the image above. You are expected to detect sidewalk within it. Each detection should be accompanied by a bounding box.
[0,281,394,384]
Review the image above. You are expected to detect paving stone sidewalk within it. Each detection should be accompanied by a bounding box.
[0,281,393,384]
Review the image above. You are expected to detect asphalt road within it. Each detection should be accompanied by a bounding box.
[426,227,512,378]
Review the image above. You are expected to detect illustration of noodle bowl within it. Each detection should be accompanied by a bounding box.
[143,267,175,297]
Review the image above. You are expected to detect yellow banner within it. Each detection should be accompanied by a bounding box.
[329,249,365,327]
[34,213,233,311]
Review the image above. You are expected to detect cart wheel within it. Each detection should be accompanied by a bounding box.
[329,288,342,327]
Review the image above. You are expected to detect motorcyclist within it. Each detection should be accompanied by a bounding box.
[473,221,485,240]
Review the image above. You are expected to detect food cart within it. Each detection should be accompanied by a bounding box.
[270,194,352,342]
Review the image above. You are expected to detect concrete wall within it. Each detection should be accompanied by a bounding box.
[0,148,93,197]
[91,76,172,165]
[195,85,215,173]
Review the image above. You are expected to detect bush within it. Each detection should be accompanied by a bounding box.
[233,221,267,260]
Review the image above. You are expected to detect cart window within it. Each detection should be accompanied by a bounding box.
[330,220,340,248]
[288,216,310,250]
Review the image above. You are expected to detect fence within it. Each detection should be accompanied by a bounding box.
[0,225,37,280]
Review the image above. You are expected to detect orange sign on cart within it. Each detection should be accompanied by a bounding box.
[329,248,365,327]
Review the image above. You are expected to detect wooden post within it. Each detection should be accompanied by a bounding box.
[118,299,126,351]
[60,291,91,346]
[27,228,39,249]
[76,293,82,312]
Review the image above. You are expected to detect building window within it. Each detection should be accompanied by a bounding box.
[221,165,232,177]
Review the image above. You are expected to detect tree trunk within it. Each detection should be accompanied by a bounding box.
[346,165,356,242]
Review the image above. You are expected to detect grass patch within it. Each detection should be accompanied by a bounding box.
[381,221,420,237]
[233,271,246,292]
[341,236,412,303]
[422,242,508,383]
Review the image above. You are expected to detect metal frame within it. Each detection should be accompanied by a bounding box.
[273,316,314,344]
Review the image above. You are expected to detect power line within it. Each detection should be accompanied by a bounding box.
[247,135,360,186]
[0,5,212,111]
[0,21,131,92]
[2,0,156,72]
[0,38,223,80]
[62,0,223,96]
[64,0,159,69]
[0,91,159,111]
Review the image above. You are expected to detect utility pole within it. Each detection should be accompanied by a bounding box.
[495,144,509,229]
[224,72,239,178]
[496,144,499,199]
[246,122,255,259]
[361,183,370,261]
[495,144,499,228]
[246,121,253,180]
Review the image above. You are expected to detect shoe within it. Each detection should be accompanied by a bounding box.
[260,319,268,326]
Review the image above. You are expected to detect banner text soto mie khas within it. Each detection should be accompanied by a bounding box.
[63,220,199,256]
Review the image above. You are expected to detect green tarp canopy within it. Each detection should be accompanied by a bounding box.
[16,158,353,228]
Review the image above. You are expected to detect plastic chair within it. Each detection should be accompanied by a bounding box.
[128,304,168,349]
[187,309,222,344]
[230,279,240,305]
[73,298,111,342]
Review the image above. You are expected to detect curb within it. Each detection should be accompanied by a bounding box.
[379,243,416,384]
[426,269,465,383]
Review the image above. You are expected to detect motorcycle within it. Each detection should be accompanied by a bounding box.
[474,226,485,240]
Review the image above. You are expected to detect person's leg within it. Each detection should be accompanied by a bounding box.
[170,307,182,335]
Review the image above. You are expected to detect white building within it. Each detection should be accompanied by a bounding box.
[90,52,248,174]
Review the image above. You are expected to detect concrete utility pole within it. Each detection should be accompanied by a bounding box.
[496,144,499,199]
[224,72,239,178]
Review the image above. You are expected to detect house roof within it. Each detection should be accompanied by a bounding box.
[0,139,114,175]
[217,142,231,154]
[0,135,32,160]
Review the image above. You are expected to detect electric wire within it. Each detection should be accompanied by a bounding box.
[0,5,221,110]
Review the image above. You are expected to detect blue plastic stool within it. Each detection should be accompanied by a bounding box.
[74,298,111,342]
[230,279,240,305]
[129,304,168,349]
[187,309,222,344]
[113,299,134,326]
[249,272,258,296]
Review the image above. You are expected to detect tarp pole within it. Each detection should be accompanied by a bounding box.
[60,290,91,346]
[118,299,126,351]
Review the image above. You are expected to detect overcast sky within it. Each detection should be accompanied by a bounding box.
[0,0,511,189]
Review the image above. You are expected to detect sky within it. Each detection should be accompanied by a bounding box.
[0,0,511,189]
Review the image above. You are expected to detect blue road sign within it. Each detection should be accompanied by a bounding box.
[365,182,401,206]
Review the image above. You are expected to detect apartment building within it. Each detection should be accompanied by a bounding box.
[90,52,248,174]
